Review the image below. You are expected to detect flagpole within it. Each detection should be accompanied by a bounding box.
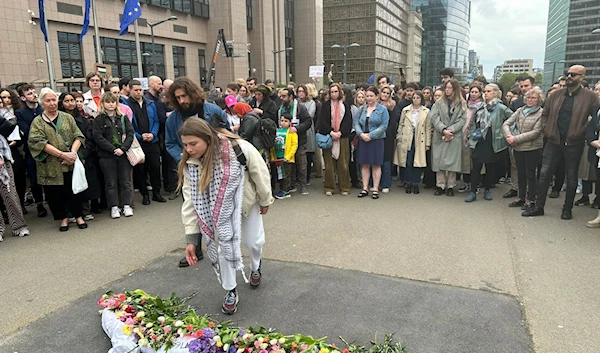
[43,9,56,91]
[91,0,102,63]
[134,20,143,78]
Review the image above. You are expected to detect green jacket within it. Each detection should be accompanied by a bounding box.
[468,103,513,153]
[27,111,85,186]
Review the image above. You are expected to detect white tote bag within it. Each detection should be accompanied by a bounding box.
[72,156,89,194]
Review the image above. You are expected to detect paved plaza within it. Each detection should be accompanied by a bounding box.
[0,182,598,353]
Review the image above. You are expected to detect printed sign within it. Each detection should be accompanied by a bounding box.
[309,65,324,78]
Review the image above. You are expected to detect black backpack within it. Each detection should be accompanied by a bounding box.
[258,117,277,150]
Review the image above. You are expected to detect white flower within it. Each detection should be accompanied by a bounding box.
[138,338,150,347]
[242,334,251,340]
[174,320,184,327]
[177,328,184,335]
[224,344,230,351]
[260,343,268,350]
[279,338,286,345]
[146,322,154,328]
[270,339,278,346]
[136,311,145,318]
[214,335,221,342]
[157,316,166,324]
[257,337,264,343]
[237,349,245,353]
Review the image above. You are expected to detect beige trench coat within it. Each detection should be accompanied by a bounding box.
[394,105,432,168]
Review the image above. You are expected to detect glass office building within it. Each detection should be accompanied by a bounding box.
[412,0,471,86]
[542,0,569,91]
[565,0,600,87]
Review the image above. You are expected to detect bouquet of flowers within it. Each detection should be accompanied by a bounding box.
[98,290,406,353]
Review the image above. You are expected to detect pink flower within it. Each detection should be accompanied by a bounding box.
[164,326,172,333]
[118,294,126,302]
[254,341,261,348]
[187,324,194,331]
[301,344,309,351]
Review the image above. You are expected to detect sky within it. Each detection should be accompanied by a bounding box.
[469,0,550,79]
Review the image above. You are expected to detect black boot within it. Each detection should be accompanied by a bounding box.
[434,187,445,196]
[413,184,420,194]
[152,192,167,203]
[405,183,412,194]
[142,195,151,205]
[37,204,48,217]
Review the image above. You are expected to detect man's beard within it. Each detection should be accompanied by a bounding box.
[566,79,578,87]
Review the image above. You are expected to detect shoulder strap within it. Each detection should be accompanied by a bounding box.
[120,115,126,134]
[230,138,247,167]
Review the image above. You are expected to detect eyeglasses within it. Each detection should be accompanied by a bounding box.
[566,72,580,77]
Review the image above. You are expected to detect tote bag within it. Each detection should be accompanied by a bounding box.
[121,117,145,166]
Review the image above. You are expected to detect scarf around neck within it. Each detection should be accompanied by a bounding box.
[330,100,344,159]
[278,99,297,126]
[523,105,541,117]
[477,98,500,140]
[187,136,246,282]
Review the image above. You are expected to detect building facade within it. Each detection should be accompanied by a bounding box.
[412,0,471,87]
[542,0,569,91]
[323,0,421,85]
[564,0,599,87]
[0,0,323,91]
[496,59,534,76]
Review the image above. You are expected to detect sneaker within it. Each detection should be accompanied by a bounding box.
[300,185,309,195]
[484,189,493,201]
[146,185,153,191]
[382,188,390,193]
[503,189,518,198]
[17,228,30,237]
[457,184,470,193]
[574,196,590,206]
[68,217,76,224]
[250,264,262,287]
[465,192,477,203]
[111,207,121,219]
[123,205,133,217]
[549,190,560,198]
[84,214,95,221]
[288,187,298,193]
[222,289,239,315]
[275,191,291,199]
[0,234,3,242]
[509,199,525,207]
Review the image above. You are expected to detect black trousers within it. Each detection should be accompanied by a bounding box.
[134,142,161,196]
[514,149,542,201]
[551,152,565,192]
[44,172,84,220]
[535,142,584,210]
[11,147,26,207]
[159,132,178,192]
[471,160,496,191]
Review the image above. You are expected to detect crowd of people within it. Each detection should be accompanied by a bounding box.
[1,64,600,314]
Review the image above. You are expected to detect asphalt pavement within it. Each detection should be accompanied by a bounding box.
[0,181,598,353]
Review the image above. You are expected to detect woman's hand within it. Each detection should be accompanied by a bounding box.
[60,151,77,165]
[443,129,453,139]
[232,125,240,132]
[506,136,516,145]
[259,206,269,215]
[114,148,124,156]
[361,133,371,142]
[185,244,198,266]
[0,159,4,168]
[253,108,263,115]
[8,141,16,147]
[592,140,600,149]
[330,131,341,140]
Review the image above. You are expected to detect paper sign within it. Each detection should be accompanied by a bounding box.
[309,65,324,78]
[134,77,149,90]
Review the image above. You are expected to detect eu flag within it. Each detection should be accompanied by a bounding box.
[79,0,91,41]
[38,0,48,42]
[119,0,142,35]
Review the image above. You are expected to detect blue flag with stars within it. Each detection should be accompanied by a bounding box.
[119,0,142,35]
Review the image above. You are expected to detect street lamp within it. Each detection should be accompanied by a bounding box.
[544,59,566,84]
[272,47,293,84]
[592,28,600,34]
[148,16,177,76]
[330,43,360,84]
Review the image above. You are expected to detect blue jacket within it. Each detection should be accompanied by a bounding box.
[165,102,228,162]
[122,97,159,143]
[355,103,390,140]
[16,105,43,155]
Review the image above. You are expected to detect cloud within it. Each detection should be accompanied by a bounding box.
[469,0,549,79]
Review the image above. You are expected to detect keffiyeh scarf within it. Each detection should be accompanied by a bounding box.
[0,135,14,191]
[187,136,246,283]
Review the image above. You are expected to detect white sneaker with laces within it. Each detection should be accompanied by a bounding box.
[111,207,121,219]
[17,228,30,237]
[123,205,133,217]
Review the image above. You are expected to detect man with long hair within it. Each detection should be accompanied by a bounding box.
[165,77,228,268]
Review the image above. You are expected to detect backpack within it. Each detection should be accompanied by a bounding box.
[257,117,277,150]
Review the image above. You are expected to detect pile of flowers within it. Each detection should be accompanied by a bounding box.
[98,290,406,353]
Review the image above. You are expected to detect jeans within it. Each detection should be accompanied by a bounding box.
[514,149,542,201]
[535,142,584,210]
[551,152,565,192]
[134,142,161,196]
[471,161,496,191]
[405,141,423,184]
[100,155,133,207]
[381,161,392,189]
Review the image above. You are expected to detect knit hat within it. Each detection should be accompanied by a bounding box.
[232,102,252,117]
[254,84,272,96]
[225,94,237,108]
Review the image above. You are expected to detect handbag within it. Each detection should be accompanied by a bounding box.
[470,128,482,141]
[121,116,145,166]
[316,133,332,149]
[510,115,521,136]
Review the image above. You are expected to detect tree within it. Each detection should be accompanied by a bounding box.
[534,73,543,85]
[498,73,518,93]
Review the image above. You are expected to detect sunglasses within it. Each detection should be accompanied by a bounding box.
[566,72,580,77]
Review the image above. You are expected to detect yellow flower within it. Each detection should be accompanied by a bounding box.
[123,325,133,336]
[319,348,330,353]
[216,341,224,348]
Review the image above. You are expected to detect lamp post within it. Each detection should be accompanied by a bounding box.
[272,47,293,84]
[148,16,177,76]
[544,59,566,85]
[592,28,600,34]
[330,43,360,85]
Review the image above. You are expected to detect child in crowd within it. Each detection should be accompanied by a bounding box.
[271,112,298,199]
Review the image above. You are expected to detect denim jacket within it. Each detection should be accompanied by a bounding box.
[354,103,389,140]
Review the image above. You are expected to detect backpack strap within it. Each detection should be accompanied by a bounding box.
[230,138,247,169]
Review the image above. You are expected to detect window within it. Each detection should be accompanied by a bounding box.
[193,0,210,18]
[142,42,165,77]
[173,46,186,78]
[247,0,253,29]
[173,0,192,13]
[98,37,164,79]
[284,0,294,82]
[198,49,207,87]
[58,32,84,78]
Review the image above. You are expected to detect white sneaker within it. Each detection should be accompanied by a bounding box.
[382,188,390,193]
[17,228,30,237]
[123,205,133,217]
[68,217,76,224]
[84,214,95,221]
[0,234,3,242]
[111,207,121,219]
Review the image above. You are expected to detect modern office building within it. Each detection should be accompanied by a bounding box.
[323,0,422,85]
[542,0,569,91]
[412,0,471,86]
[564,0,599,87]
[496,59,535,76]
[0,0,323,91]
